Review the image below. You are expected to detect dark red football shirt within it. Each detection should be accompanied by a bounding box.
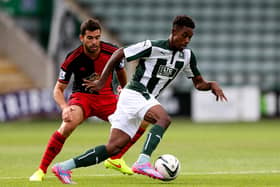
[58,41,124,95]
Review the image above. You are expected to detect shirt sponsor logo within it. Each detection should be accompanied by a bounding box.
[59,69,66,80]
[156,65,177,79]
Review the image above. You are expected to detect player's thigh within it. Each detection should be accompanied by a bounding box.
[58,105,84,136]
[69,105,84,123]
[68,92,93,119]
[144,105,171,127]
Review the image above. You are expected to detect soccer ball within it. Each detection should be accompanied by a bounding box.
[154,154,180,181]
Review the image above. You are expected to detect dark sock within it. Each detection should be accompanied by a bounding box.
[142,125,165,156]
[73,145,109,168]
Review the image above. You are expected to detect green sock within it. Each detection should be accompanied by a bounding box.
[73,145,109,168]
[142,125,165,156]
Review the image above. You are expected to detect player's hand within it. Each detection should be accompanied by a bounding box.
[116,85,122,95]
[210,82,228,102]
[82,79,103,92]
[62,106,75,122]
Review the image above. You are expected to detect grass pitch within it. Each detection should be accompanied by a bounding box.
[0,118,280,186]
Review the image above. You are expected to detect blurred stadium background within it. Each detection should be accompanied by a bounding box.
[0,0,279,122]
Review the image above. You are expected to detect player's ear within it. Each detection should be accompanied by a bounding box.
[171,27,177,36]
[171,28,175,34]
[79,34,84,43]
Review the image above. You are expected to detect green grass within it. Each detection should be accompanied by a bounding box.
[1,119,280,186]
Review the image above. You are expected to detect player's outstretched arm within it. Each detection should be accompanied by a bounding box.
[192,75,228,102]
[83,48,125,91]
[116,68,127,88]
[53,81,75,122]
[53,81,68,110]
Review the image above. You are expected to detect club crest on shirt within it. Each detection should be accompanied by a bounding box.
[85,72,100,81]
[156,65,177,79]
[179,51,184,59]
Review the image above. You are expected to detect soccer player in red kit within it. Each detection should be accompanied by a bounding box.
[29,18,147,182]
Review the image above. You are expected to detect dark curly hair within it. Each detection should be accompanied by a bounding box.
[173,15,195,29]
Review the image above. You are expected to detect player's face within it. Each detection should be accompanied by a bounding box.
[171,26,193,51]
[80,29,101,54]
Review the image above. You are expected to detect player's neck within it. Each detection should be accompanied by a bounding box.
[168,35,179,51]
[168,36,175,50]
[84,48,101,60]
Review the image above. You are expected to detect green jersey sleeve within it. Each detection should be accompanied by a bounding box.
[123,40,152,62]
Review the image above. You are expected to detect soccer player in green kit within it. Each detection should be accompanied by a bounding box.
[52,15,227,184]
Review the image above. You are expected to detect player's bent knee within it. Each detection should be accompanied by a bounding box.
[106,143,123,156]
[157,115,171,128]
[58,122,81,137]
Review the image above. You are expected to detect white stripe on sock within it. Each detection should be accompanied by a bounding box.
[144,133,151,151]
[78,149,95,160]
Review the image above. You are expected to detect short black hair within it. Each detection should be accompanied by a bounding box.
[80,18,101,35]
[173,15,195,29]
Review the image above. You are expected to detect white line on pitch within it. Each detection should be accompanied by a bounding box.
[1,170,280,180]
[183,170,280,175]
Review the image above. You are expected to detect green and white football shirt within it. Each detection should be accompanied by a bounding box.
[124,39,201,97]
